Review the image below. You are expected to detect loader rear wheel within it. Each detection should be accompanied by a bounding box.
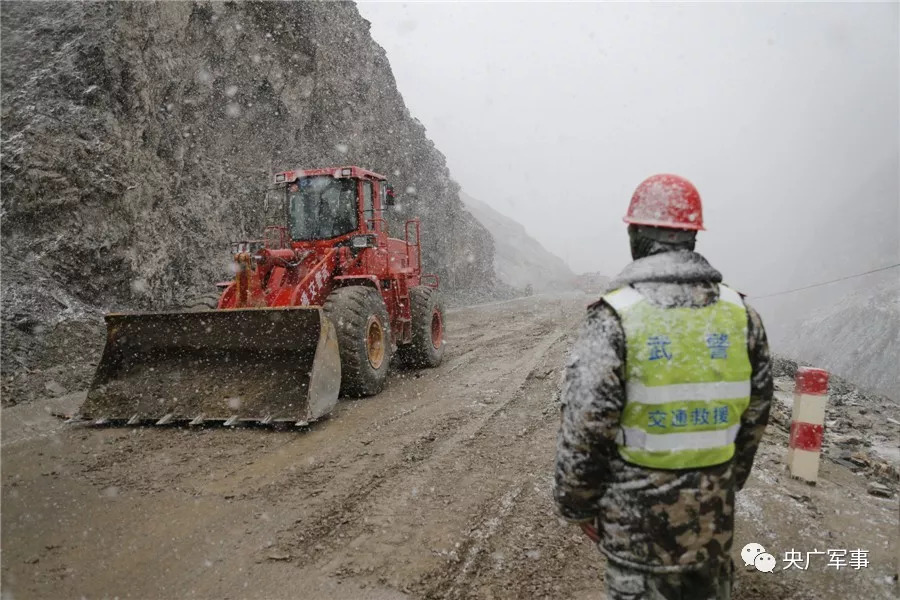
[183,292,222,311]
[398,286,445,368]
[324,286,393,397]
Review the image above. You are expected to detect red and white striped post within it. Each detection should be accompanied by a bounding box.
[786,367,830,483]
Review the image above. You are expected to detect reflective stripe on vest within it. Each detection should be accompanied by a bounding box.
[617,423,741,451]
[604,283,752,470]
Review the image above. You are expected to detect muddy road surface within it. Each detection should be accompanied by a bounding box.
[3,294,897,599]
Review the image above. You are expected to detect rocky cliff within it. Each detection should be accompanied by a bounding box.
[0,0,496,402]
[461,192,574,293]
[770,276,899,401]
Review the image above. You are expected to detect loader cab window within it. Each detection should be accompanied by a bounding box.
[362,181,374,227]
[287,176,359,240]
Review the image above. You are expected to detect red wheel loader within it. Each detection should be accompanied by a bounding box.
[78,166,446,426]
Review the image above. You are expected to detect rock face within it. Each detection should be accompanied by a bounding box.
[772,278,899,401]
[1,1,496,394]
[462,193,574,293]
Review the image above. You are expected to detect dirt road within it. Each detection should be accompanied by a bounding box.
[2,295,897,599]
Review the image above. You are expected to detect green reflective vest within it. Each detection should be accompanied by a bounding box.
[603,284,752,469]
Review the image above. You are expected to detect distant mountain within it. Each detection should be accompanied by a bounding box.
[461,193,575,292]
[773,275,899,400]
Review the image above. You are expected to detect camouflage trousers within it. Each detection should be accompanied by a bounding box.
[604,559,733,600]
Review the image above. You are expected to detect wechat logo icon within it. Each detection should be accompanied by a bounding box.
[742,542,776,573]
[755,552,777,573]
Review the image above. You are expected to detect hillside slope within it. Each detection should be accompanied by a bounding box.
[462,193,574,292]
[0,0,496,401]
[772,276,899,400]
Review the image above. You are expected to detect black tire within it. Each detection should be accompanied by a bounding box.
[398,286,445,368]
[183,292,222,311]
[323,286,393,397]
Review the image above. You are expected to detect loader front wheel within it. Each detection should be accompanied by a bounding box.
[398,286,445,368]
[324,286,393,397]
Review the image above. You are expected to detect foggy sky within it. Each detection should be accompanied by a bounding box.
[358,1,899,302]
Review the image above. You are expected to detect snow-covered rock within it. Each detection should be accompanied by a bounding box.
[1,1,499,385]
[462,192,575,293]
[772,277,899,400]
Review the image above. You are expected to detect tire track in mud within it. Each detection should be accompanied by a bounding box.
[417,467,600,600]
[409,333,579,599]
[447,486,525,588]
[275,315,581,595]
[269,308,579,567]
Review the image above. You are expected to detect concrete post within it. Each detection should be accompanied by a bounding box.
[786,367,829,484]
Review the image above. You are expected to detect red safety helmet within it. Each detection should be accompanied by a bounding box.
[624,174,704,231]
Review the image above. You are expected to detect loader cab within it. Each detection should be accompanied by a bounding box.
[275,166,388,242]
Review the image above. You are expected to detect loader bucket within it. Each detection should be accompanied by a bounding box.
[78,307,341,426]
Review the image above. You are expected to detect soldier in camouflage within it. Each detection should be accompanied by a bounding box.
[554,174,773,600]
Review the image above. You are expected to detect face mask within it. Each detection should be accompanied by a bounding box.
[629,226,696,260]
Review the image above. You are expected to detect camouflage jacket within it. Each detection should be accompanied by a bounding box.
[553,250,773,573]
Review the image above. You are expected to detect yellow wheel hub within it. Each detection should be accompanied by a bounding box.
[366,316,385,369]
